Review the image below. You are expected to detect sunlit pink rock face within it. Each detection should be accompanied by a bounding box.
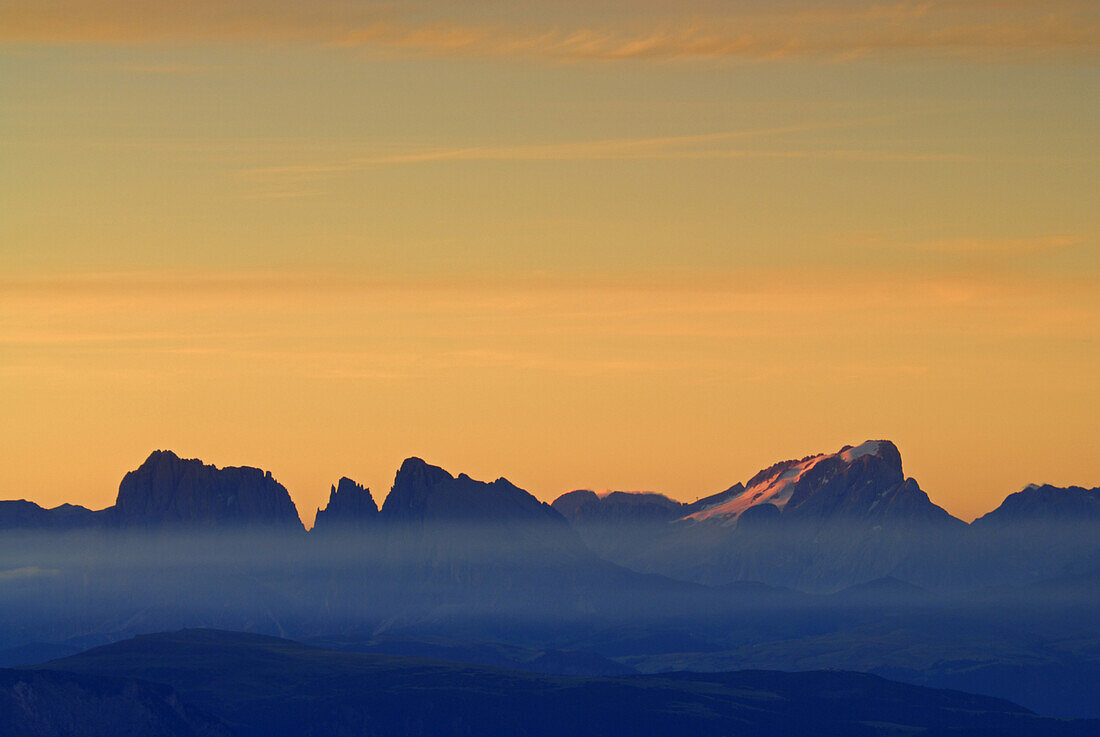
[683,440,933,526]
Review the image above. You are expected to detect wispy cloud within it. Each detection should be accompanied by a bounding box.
[333,12,1100,63]
[239,115,975,183]
[2,266,1096,453]
[905,234,1087,254]
[239,190,329,201]
[245,146,973,180]
[4,265,1097,343]
[103,61,219,74]
[1,0,1096,63]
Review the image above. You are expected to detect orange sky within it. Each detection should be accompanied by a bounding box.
[1,1,1098,524]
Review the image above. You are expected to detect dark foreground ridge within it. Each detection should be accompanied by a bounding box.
[0,666,231,737]
[17,629,1096,737]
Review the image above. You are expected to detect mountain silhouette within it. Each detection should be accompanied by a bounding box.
[0,445,1098,719]
[0,500,101,530]
[313,477,379,533]
[24,628,1097,737]
[681,440,956,526]
[553,440,969,590]
[1,443,1097,593]
[970,484,1100,583]
[109,450,304,531]
[972,484,1100,527]
[381,456,566,526]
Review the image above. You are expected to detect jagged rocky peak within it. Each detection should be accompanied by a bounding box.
[313,477,379,532]
[379,457,454,522]
[112,450,304,531]
[381,457,565,525]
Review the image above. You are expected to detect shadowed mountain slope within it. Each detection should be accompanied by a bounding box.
[0,500,102,531]
[551,490,688,561]
[0,667,231,737]
[32,629,1099,737]
[970,484,1100,583]
[553,441,970,591]
[381,456,567,526]
[303,633,637,676]
[973,484,1100,527]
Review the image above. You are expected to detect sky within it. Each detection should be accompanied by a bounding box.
[1,0,1098,524]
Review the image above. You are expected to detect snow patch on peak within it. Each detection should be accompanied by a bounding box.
[685,454,829,524]
[776,467,805,481]
[840,440,883,463]
[683,440,896,525]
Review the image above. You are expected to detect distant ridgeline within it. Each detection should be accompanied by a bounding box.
[551,440,1100,590]
[0,450,306,532]
[0,451,567,533]
[2,441,1099,720]
[1,441,1098,591]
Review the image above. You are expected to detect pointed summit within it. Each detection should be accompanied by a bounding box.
[313,477,379,533]
[380,458,455,523]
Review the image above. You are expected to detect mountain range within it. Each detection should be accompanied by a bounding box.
[1,441,1098,720]
[1,450,304,532]
[2,441,1096,591]
[5,440,1094,535]
[553,440,983,589]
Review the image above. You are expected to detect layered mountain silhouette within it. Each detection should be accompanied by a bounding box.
[17,629,1096,737]
[551,441,973,590]
[0,500,101,530]
[306,457,667,641]
[5,451,575,534]
[969,483,1100,582]
[2,442,1096,592]
[553,489,686,524]
[552,490,690,562]
[558,441,954,529]
[1,443,1099,719]
[381,456,567,527]
[973,483,1100,527]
